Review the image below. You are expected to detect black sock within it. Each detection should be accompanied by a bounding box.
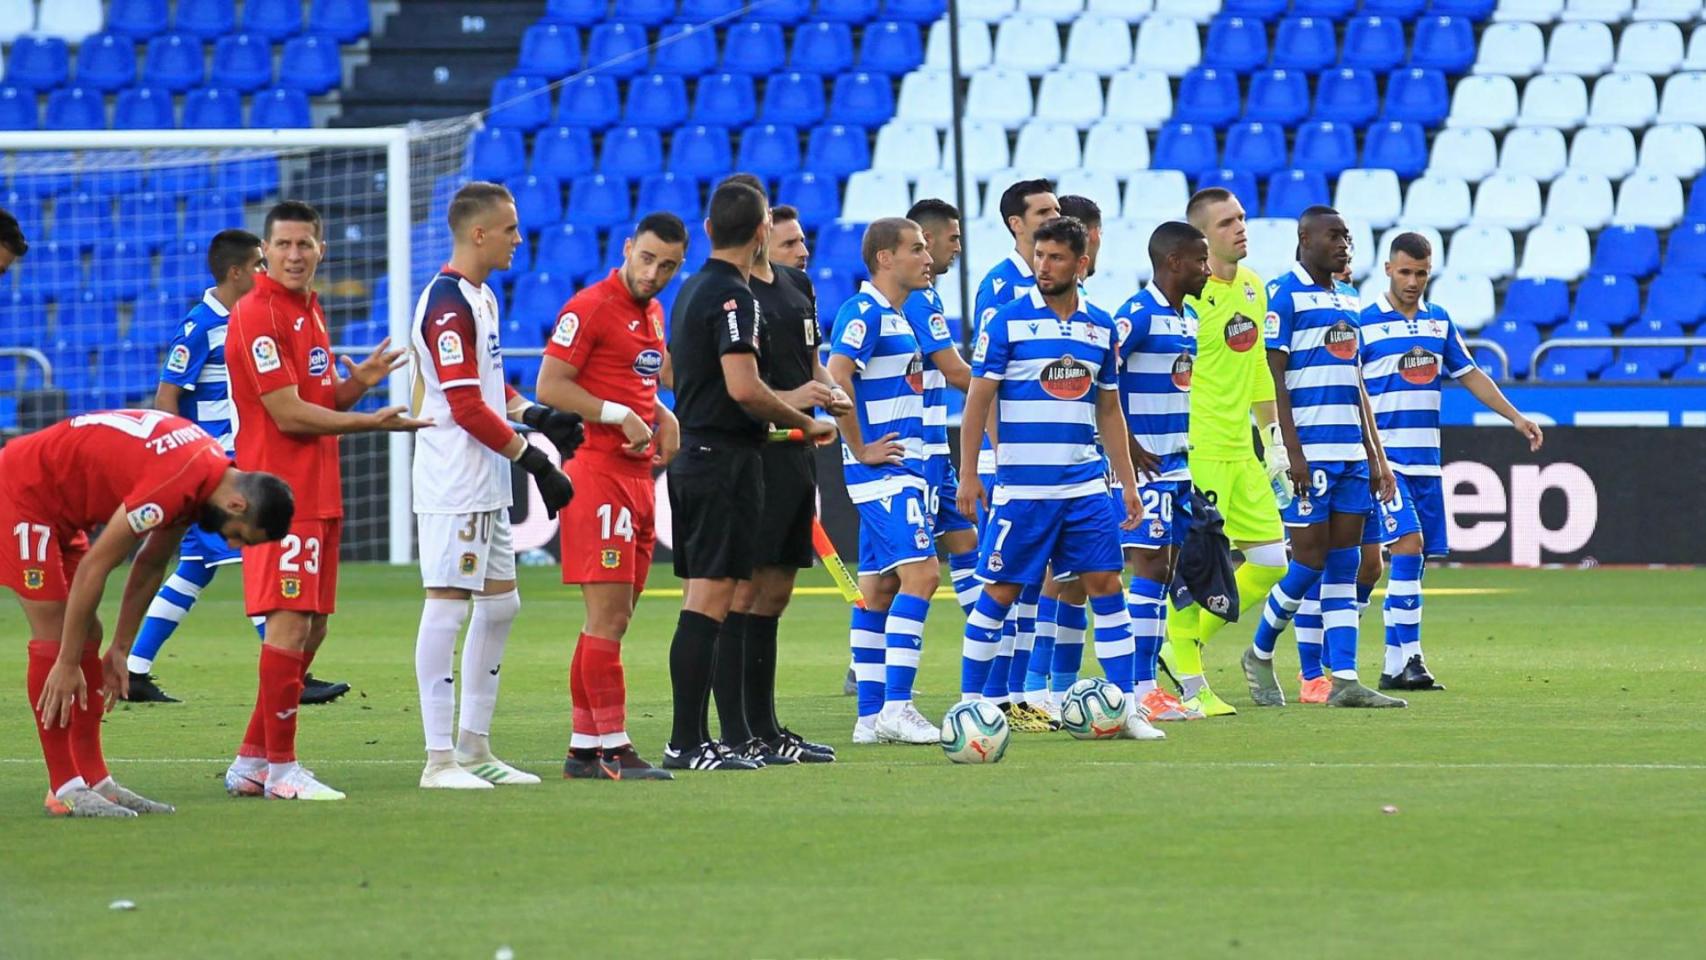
[669,610,720,750]
[570,747,598,762]
[743,613,782,741]
[713,612,754,745]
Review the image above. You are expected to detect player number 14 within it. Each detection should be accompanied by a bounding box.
[597,504,635,542]
[13,522,49,562]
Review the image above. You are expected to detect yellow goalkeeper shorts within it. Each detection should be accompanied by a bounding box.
[1189,456,1284,545]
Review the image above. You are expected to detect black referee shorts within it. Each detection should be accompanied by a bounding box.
[669,439,764,581]
[753,445,816,570]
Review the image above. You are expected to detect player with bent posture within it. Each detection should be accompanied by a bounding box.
[410,183,580,789]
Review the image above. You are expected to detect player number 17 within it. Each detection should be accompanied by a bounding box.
[13,522,49,562]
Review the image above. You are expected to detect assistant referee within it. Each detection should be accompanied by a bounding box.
[662,180,835,772]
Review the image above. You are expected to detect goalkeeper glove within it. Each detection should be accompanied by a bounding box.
[517,446,574,519]
[522,404,585,461]
[1262,422,1291,480]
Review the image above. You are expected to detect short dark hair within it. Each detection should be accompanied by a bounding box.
[0,206,27,257]
[716,172,768,200]
[207,229,262,282]
[997,178,1055,233]
[635,211,688,246]
[447,181,515,234]
[707,181,767,248]
[1388,231,1433,261]
[770,204,799,225]
[237,471,296,542]
[1032,216,1087,258]
[1057,195,1102,229]
[1185,187,1236,226]
[1298,204,1341,225]
[861,217,920,274]
[1148,220,1206,269]
[906,198,960,229]
[263,199,321,240]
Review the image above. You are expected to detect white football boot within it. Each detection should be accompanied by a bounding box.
[264,764,347,800]
[875,704,940,744]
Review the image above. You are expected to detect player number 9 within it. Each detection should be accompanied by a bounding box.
[278,535,321,574]
[1311,469,1329,498]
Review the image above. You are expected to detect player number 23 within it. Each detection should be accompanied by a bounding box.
[278,535,322,574]
[597,504,635,542]
[12,523,49,562]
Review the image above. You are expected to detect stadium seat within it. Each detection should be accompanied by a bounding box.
[505,173,564,230]
[993,15,1062,75]
[1245,217,1300,279]
[1178,68,1241,128]
[1447,75,1518,129]
[1543,172,1614,229]
[45,87,105,130]
[1064,15,1136,74]
[1428,273,1495,329]
[1196,169,1260,214]
[1615,172,1684,229]
[0,85,37,130]
[1500,277,1569,327]
[310,0,371,43]
[668,124,733,179]
[805,124,871,177]
[687,73,753,127]
[1402,175,1471,230]
[859,21,924,74]
[1569,125,1636,181]
[1656,72,1706,125]
[1517,223,1591,280]
[242,0,302,42]
[1265,169,1328,218]
[1012,120,1081,175]
[1472,23,1544,76]
[1105,68,1174,128]
[567,174,632,230]
[1472,172,1543,229]
[1615,22,1683,75]
[182,191,240,242]
[1313,68,1378,125]
[1643,271,1706,329]
[1094,220,1153,278]
[842,170,913,221]
[1637,124,1705,180]
[114,191,176,253]
[965,67,1033,129]
[1636,0,1701,20]
[624,74,689,128]
[791,22,855,75]
[209,34,274,93]
[543,0,609,23]
[598,126,664,180]
[1587,72,1657,128]
[1383,68,1449,126]
[1153,121,1219,174]
[55,192,113,251]
[680,0,744,18]
[828,72,895,127]
[816,0,881,20]
[279,35,342,96]
[35,0,101,43]
[924,20,993,73]
[488,75,553,131]
[1676,352,1706,381]
[895,68,952,127]
[1445,225,1516,280]
[1157,0,1222,22]
[110,0,170,40]
[516,23,582,79]
[1035,69,1105,128]
[1563,0,1633,20]
[1377,225,1446,272]
[1272,17,1336,72]
[1517,74,1587,127]
[1123,170,1190,220]
[79,150,145,197]
[250,88,310,129]
[1056,170,1125,216]
[1596,358,1657,382]
[467,127,527,181]
[31,241,84,302]
[142,34,204,93]
[1545,22,1613,75]
[1494,0,1564,21]
[872,120,941,174]
[1498,127,1565,182]
[620,0,677,26]
[1224,0,1293,17]
[777,171,840,227]
[815,222,865,274]
[1364,0,1427,15]
[1544,316,1615,375]
[1619,317,1688,374]
[1246,69,1309,125]
[537,221,601,278]
[7,36,69,90]
[1434,0,1498,18]
[636,172,701,224]
[723,22,788,74]
[110,86,175,129]
[1203,16,1268,73]
[585,23,648,78]
[1688,25,1706,69]
[532,126,595,182]
[1341,16,1406,72]
[1481,318,1541,376]
[1665,220,1706,272]
[1335,168,1402,228]
[1410,16,1476,73]
[174,0,235,39]
[1223,122,1288,177]
[1298,120,1364,175]
[1084,120,1153,174]
[74,33,137,93]
[555,75,620,128]
[736,123,801,178]
[1134,16,1202,76]
[911,168,980,219]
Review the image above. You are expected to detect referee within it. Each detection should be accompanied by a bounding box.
[662,180,835,772]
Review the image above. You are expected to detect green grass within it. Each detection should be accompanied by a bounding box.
[3,565,1705,959]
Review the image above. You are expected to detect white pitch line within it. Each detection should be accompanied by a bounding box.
[0,758,1700,771]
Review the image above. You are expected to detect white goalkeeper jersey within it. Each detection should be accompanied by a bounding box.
[409,267,513,515]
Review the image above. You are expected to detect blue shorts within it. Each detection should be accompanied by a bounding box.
[975,471,996,531]
[855,487,935,576]
[926,460,976,538]
[1118,479,1190,551]
[1365,473,1449,555]
[1283,460,1371,526]
[179,523,242,566]
[979,493,1123,586]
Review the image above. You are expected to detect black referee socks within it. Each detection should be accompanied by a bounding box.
[743,614,782,742]
[668,610,721,750]
[714,612,754,745]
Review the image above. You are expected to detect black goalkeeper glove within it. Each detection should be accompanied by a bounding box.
[522,404,585,462]
[517,446,574,520]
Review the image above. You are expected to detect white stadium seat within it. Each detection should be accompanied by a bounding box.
[897,70,954,128]
[1122,169,1188,221]
[1012,120,1084,175]
[1429,127,1498,182]
[1402,176,1472,231]
[1064,14,1136,74]
[1638,124,1706,180]
[0,0,33,44]
[1245,218,1301,280]
[1088,0,1155,18]
[945,119,1013,175]
[1105,69,1174,128]
[1022,0,1088,20]
[1633,0,1700,18]
[1035,68,1106,128]
[1657,72,1706,125]
[1493,0,1564,23]
[1054,170,1123,215]
[1335,169,1403,230]
[1445,227,1517,282]
[1517,74,1587,127]
[1614,172,1684,228]
[1568,126,1637,181]
[993,15,1064,76]
[1473,23,1546,76]
[1517,222,1591,280]
[1615,22,1684,74]
[1543,22,1613,75]
[1378,226,1447,274]
[1499,127,1567,182]
[1560,0,1632,20]
[1347,218,1376,281]
[1133,15,1201,77]
[1586,73,1658,127]
[1428,273,1497,331]
[959,0,1019,20]
[925,21,993,73]
[965,217,1014,280]
[34,0,101,42]
[1687,27,1706,70]
[936,266,965,317]
[911,169,983,220]
[1155,0,1221,23]
[1448,75,1519,129]
[1544,172,1614,229]
[841,171,914,222]
[978,167,1023,214]
[1098,219,1160,280]
[1083,120,1153,173]
[872,121,943,175]
[1083,270,1140,312]
[965,67,1034,129]
[1357,275,1388,306]
[1473,173,1543,229]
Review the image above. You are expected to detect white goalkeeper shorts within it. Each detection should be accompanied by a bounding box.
[418,509,516,590]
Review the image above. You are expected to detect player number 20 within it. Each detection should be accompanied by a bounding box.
[1139,489,1174,523]
[597,504,635,542]
[278,535,321,574]
[12,523,49,562]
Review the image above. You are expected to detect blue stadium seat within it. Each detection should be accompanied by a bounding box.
[174,0,235,41]
[146,151,212,194]
[279,36,343,96]
[60,292,116,345]
[517,23,582,79]
[110,0,170,40]
[1481,319,1541,378]
[45,87,107,130]
[1591,226,1660,280]
[859,21,924,74]
[599,125,665,179]
[184,191,242,238]
[882,0,947,22]
[10,157,76,199]
[467,127,528,181]
[790,22,855,75]
[555,75,622,128]
[828,72,894,127]
[810,265,854,319]
[1341,16,1406,72]
[1674,352,1706,381]
[1410,16,1475,73]
[1223,0,1290,20]
[211,34,275,93]
[75,33,138,92]
[637,172,702,223]
[532,126,596,181]
[815,222,866,272]
[309,0,372,43]
[668,124,733,179]
[1532,356,1605,383]
[737,123,802,178]
[80,151,144,196]
[762,72,826,126]
[537,224,602,278]
[1294,120,1359,175]
[0,86,38,130]
[586,23,649,77]
[1499,278,1569,328]
[1383,69,1449,128]
[545,0,605,26]
[1598,359,1657,382]
[1295,0,1359,15]
[113,87,175,128]
[1266,169,1329,218]
[33,242,85,302]
[681,220,712,271]
[681,0,745,20]
[1153,122,1220,174]
[7,37,70,90]
[1272,17,1336,72]
[1245,69,1309,125]
[250,88,311,128]
[1361,121,1427,178]
[143,34,205,93]
[56,192,114,251]
[97,241,152,302]
[1571,273,1639,329]
[1428,0,1495,20]
[777,171,840,227]
[805,124,871,178]
[817,0,881,21]
[1620,317,1688,375]
[1197,170,1259,215]
[567,174,633,229]
[118,191,179,252]
[512,270,576,329]
[158,238,207,300]
[1362,0,1427,18]
[1224,122,1290,178]
[1470,346,1506,381]
[723,23,788,75]
[216,153,279,199]
[1203,17,1268,73]
[1177,68,1241,128]
[1643,271,1706,330]
[745,0,812,22]
[599,230,627,274]
[655,23,720,75]
[691,72,755,126]
[1,193,44,239]
[129,289,183,344]
[1546,319,1612,375]
[1666,220,1706,272]
[1313,68,1379,125]
[622,0,677,26]
[488,75,554,130]
[625,74,689,128]
[242,0,303,42]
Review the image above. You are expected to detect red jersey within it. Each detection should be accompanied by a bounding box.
[0,411,229,534]
[544,269,666,476]
[227,272,343,520]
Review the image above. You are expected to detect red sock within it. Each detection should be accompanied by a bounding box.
[69,645,110,786]
[582,634,627,745]
[259,645,305,764]
[26,641,79,793]
[300,645,317,680]
[569,635,596,740]
[239,697,267,759]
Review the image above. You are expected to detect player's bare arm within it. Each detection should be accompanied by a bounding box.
[153,381,184,416]
[1267,347,1310,495]
[722,352,831,439]
[1461,369,1544,451]
[538,355,653,454]
[259,384,430,435]
[652,399,680,466]
[957,377,997,518]
[102,521,193,706]
[930,345,972,393]
[826,353,902,466]
[1096,388,1143,530]
[1356,374,1397,503]
[812,351,854,416]
[334,336,408,411]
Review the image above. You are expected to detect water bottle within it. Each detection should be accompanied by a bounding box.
[1270,472,1293,510]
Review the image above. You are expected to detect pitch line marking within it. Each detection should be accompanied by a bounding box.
[0,758,1696,771]
[631,586,1518,600]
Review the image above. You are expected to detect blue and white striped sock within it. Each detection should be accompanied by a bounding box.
[981,613,1016,703]
[1007,585,1039,699]
[1049,601,1088,696]
[1252,561,1324,659]
[961,592,1012,698]
[1127,576,1167,695]
[1090,591,1135,693]
[129,557,218,673]
[1296,582,1324,681]
[850,607,887,720]
[1385,553,1423,671]
[1322,546,1362,678]
[948,550,980,615]
[881,593,931,716]
[1025,595,1058,700]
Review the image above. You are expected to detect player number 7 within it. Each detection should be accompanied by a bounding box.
[12,522,49,562]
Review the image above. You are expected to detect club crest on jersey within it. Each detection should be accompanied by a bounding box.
[600,548,622,569]
[1148,518,1167,539]
[1297,498,1313,517]
[928,312,950,341]
[22,568,44,590]
[166,344,191,374]
[652,313,666,340]
[307,346,331,376]
[252,336,281,373]
[1385,514,1399,533]
[1224,315,1259,352]
[437,330,465,366]
[1171,352,1194,391]
[1243,282,1257,303]
[987,551,1004,573]
[1399,345,1440,385]
[905,351,925,394]
[842,318,867,349]
[1207,593,1231,615]
[913,526,930,550]
[125,502,165,534]
[633,348,664,378]
[552,312,580,348]
[1040,356,1092,401]
[459,553,478,576]
[280,576,302,599]
[1324,320,1358,361]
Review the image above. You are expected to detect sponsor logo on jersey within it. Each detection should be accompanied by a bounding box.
[1040,356,1092,401]
[252,336,281,373]
[842,318,867,349]
[435,310,458,326]
[1262,311,1281,340]
[905,351,925,394]
[280,576,301,599]
[987,551,1004,572]
[1324,320,1359,361]
[125,502,165,534]
[437,330,465,367]
[600,548,621,569]
[979,306,997,331]
[632,348,664,378]
[928,312,950,341]
[22,568,44,590]
[459,553,478,575]
[1399,345,1440,385]
[487,331,501,357]
[1224,315,1259,352]
[1171,352,1194,391]
[307,346,331,376]
[293,316,305,332]
[552,312,580,348]
[166,344,192,375]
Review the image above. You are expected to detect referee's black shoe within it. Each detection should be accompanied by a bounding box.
[737,737,797,766]
[300,674,350,705]
[125,672,179,703]
[661,741,760,771]
[770,728,835,762]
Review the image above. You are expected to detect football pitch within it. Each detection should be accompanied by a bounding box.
[2,564,1703,959]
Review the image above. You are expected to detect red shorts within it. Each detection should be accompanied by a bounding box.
[560,457,655,592]
[243,518,341,617]
[0,497,88,604]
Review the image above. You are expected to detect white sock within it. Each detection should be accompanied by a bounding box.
[1331,669,1358,681]
[56,776,88,798]
[230,755,265,774]
[426,749,456,768]
[599,732,630,750]
[570,732,599,750]
[1135,679,1157,696]
[879,699,912,720]
[127,654,153,673]
[415,597,468,753]
[1180,674,1206,699]
[459,590,519,738]
[455,731,491,762]
[268,760,299,782]
[1401,640,1423,661]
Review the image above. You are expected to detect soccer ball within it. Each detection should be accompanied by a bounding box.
[1059,678,1128,740]
[939,700,1010,764]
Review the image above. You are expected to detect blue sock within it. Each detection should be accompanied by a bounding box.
[883,593,931,707]
[1008,583,1039,698]
[850,607,887,719]
[1127,576,1167,690]
[1049,601,1087,693]
[1253,560,1323,657]
[1090,591,1135,693]
[1025,595,1058,694]
[1296,582,1324,680]
[961,591,1013,697]
[1386,552,1424,667]
[948,550,980,615]
[982,614,1015,702]
[1322,546,1361,675]
[129,556,218,672]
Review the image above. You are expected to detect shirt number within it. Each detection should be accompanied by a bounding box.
[597,504,635,542]
[992,517,1014,552]
[278,535,322,574]
[12,523,49,562]
[70,410,169,439]
[1139,489,1174,523]
[1312,469,1329,498]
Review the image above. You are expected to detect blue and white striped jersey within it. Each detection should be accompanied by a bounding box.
[971,250,1036,476]
[1265,264,1367,464]
[901,282,958,480]
[830,281,927,504]
[159,288,236,454]
[973,287,1119,503]
[1115,283,1197,482]
[1359,294,1477,478]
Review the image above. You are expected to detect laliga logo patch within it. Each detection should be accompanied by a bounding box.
[23,568,44,591]
[1262,311,1281,340]
[652,313,666,340]
[842,318,867,349]
[1115,314,1132,345]
[307,346,331,376]
[632,348,664,377]
[166,344,191,374]
[436,331,464,367]
[600,548,622,569]
[251,336,281,374]
[1040,355,1091,401]
[459,553,478,576]
[1399,345,1440,385]
[905,351,925,394]
[1171,351,1194,391]
[1224,315,1259,353]
[126,502,165,534]
[972,330,990,363]
[987,551,1004,573]
[280,576,302,599]
[552,312,580,348]
[1324,320,1358,361]
[928,312,950,341]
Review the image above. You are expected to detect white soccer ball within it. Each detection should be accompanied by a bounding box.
[1059,678,1128,740]
[939,700,1010,764]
